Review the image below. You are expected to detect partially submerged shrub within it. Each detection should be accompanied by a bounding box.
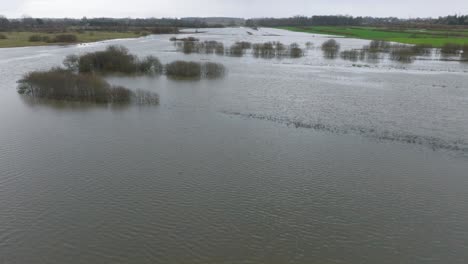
[340,49,360,61]
[367,40,391,53]
[202,62,226,78]
[109,86,133,103]
[321,39,340,59]
[214,43,225,55]
[235,41,252,49]
[66,45,163,75]
[134,90,160,105]
[440,43,461,55]
[172,36,199,42]
[176,40,225,55]
[389,45,415,63]
[203,41,225,54]
[228,42,247,57]
[462,44,468,60]
[252,42,276,58]
[322,39,340,51]
[77,45,138,73]
[138,55,163,75]
[17,68,159,105]
[252,42,303,58]
[305,41,314,49]
[18,68,125,103]
[288,43,303,58]
[179,40,199,54]
[411,44,433,56]
[165,61,226,79]
[165,61,202,78]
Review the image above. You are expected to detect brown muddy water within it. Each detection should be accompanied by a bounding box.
[1,28,468,264]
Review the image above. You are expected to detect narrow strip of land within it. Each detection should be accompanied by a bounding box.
[0,31,145,48]
[280,26,468,47]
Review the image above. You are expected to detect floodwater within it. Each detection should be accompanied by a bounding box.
[1,28,468,264]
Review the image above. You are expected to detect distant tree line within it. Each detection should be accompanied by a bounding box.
[0,16,216,32]
[246,16,364,27]
[245,15,468,27]
[1,14,468,32]
[435,15,468,25]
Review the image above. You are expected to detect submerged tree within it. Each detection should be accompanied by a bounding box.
[321,39,340,59]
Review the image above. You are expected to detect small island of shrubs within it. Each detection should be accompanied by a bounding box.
[165,61,226,79]
[17,68,158,104]
[63,45,163,75]
[17,45,227,104]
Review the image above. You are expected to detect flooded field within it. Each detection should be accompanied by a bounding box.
[1,28,468,263]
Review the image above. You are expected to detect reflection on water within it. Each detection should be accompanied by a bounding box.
[19,95,132,111]
[1,28,468,264]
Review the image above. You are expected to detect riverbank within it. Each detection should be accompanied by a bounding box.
[0,31,146,48]
[280,26,468,47]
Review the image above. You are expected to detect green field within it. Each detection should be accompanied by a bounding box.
[280,26,468,47]
[0,31,145,48]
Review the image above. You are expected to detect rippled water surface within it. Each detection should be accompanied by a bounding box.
[1,28,468,264]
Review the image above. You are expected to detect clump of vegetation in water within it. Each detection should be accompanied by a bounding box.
[17,68,158,104]
[252,42,304,58]
[202,41,225,54]
[226,42,253,57]
[440,43,462,55]
[288,43,304,58]
[411,44,433,56]
[170,36,198,42]
[252,42,276,58]
[165,61,202,78]
[227,42,248,57]
[462,44,468,61]
[340,49,360,61]
[305,41,314,49]
[389,45,415,62]
[165,61,226,79]
[138,55,164,74]
[202,62,226,78]
[366,40,391,53]
[175,40,225,55]
[176,40,202,54]
[64,45,163,75]
[235,41,252,49]
[321,39,340,59]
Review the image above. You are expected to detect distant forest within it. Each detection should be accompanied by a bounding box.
[0,17,226,31]
[245,15,468,27]
[1,15,468,31]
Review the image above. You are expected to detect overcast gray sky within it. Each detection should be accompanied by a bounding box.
[1,0,467,18]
